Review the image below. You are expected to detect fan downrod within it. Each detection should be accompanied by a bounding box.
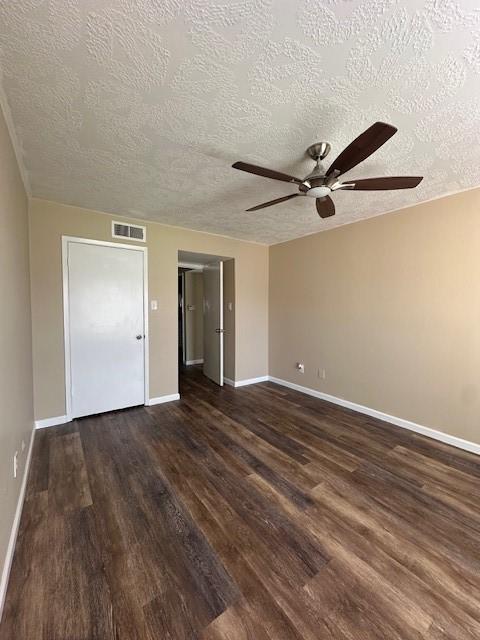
[306,142,331,162]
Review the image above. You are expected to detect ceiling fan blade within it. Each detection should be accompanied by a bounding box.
[246,193,300,211]
[316,196,335,218]
[326,122,397,177]
[232,161,302,184]
[341,176,423,190]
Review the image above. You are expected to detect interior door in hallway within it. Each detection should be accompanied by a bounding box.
[66,240,146,418]
[203,261,223,386]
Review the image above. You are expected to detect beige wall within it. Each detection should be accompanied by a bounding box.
[184,270,204,363]
[223,259,236,381]
[28,187,480,444]
[270,188,480,445]
[0,106,34,594]
[29,199,268,420]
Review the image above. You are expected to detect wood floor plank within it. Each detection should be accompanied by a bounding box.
[154,419,328,587]
[48,430,92,513]
[422,482,480,527]
[350,462,480,574]
[311,479,480,630]
[131,469,239,623]
[154,440,310,639]
[180,397,319,497]
[1,365,479,639]
[248,473,433,638]
[44,506,116,640]
[304,560,423,640]
[0,491,49,640]
[25,430,49,500]
[388,445,480,502]
[201,601,272,640]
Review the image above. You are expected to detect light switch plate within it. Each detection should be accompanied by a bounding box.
[151,300,158,310]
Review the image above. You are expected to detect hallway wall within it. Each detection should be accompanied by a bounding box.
[0,103,34,613]
[184,270,204,364]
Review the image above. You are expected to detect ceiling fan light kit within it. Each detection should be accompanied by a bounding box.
[232,122,423,219]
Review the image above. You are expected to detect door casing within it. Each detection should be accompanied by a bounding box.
[203,260,224,386]
[62,236,149,422]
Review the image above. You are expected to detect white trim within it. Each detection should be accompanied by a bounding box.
[62,236,149,421]
[178,261,204,270]
[35,415,69,429]
[224,375,269,388]
[0,426,35,621]
[218,261,224,386]
[235,375,269,387]
[181,273,186,366]
[62,239,71,420]
[268,376,480,456]
[0,83,31,195]
[147,393,180,406]
[143,244,150,410]
[186,359,204,365]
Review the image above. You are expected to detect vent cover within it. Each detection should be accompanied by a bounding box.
[112,221,146,242]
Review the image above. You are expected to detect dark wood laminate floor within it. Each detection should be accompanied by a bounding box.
[2,367,480,639]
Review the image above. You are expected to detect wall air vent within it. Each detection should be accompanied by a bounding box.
[112,221,146,242]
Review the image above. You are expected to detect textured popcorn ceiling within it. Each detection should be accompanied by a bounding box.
[1,1,480,244]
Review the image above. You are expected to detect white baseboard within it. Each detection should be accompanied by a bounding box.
[268,376,480,456]
[236,375,269,387]
[35,415,68,429]
[185,359,203,365]
[35,395,183,423]
[0,425,35,621]
[224,375,269,388]
[147,393,180,406]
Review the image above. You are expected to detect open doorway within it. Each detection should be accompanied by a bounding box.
[178,251,235,388]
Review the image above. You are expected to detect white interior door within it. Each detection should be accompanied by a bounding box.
[66,241,146,418]
[203,261,223,386]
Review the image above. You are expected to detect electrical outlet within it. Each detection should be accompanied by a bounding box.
[13,451,18,478]
[21,439,26,452]
[296,362,305,374]
[317,368,326,380]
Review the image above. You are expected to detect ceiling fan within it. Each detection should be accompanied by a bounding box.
[232,122,423,218]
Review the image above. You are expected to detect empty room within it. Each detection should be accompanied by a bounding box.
[1,1,479,639]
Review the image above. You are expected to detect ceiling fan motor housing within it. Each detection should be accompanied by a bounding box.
[299,174,329,196]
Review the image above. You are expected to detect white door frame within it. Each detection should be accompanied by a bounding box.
[62,236,149,422]
[219,261,224,385]
[180,272,186,366]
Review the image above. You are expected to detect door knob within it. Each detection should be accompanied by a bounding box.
[215,328,225,333]
[136,335,143,340]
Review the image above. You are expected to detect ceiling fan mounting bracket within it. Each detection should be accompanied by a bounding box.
[306,142,331,161]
